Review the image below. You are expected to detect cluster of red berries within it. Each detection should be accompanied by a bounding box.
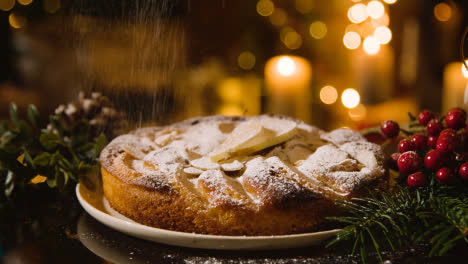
[381,108,468,188]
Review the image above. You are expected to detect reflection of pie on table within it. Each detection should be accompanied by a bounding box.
[100,115,387,235]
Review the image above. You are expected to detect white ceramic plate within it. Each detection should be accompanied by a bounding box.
[76,183,341,250]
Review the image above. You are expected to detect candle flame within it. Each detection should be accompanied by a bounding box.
[277,56,296,76]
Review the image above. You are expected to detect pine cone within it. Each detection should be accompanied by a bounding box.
[49,91,128,140]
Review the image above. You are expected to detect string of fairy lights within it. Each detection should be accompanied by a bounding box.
[0,0,60,29]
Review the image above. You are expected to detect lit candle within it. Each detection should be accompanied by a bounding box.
[264,55,312,122]
[442,61,468,113]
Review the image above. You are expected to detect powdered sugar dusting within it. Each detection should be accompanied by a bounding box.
[106,115,386,208]
[320,128,366,145]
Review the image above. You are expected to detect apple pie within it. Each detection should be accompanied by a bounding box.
[100,115,387,235]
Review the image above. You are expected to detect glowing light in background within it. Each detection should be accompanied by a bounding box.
[238,51,256,70]
[374,26,392,44]
[9,12,27,29]
[43,0,60,13]
[277,56,296,76]
[343,31,361,50]
[18,0,33,5]
[218,104,244,116]
[217,78,244,103]
[367,1,385,19]
[383,0,397,4]
[256,0,274,17]
[348,4,368,23]
[320,86,338,104]
[295,0,314,14]
[283,30,302,50]
[348,104,367,121]
[0,0,15,11]
[309,21,327,39]
[269,8,287,26]
[341,88,360,109]
[462,60,468,79]
[363,36,380,55]
[434,3,452,22]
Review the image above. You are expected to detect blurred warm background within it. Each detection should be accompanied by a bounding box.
[0,0,467,130]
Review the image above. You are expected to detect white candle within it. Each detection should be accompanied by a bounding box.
[442,61,468,113]
[264,55,312,122]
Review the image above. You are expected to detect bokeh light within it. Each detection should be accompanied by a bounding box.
[363,36,380,55]
[348,104,367,121]
[0,0,15,11]
[283,30,302,50]
[434,3,452,22]
[366,1,385,19]
[277,56,296,76]
[383,0,397,4]
[343,31,361,50]
[348,4,368,24]
[462,60,468,79]
[43,0,61,13]
[18,0,33,5]
[9,13,27,29]
[320,86,338,104]
[256,0,274,17]
[309,21,327,39]
[295,0,314,14]
[341,89,360,109]
[238,51,256,70]
[269,8,287,26]
[374,26,392,44]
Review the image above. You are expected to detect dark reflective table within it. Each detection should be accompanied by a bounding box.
[1,195,467,264]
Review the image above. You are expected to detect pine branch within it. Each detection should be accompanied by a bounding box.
[326,186,468,263]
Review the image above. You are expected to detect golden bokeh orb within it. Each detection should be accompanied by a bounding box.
[256,0,274,17]
[341,89,360,109]
[434,3,452,22]
[363,36,380,55]
[309,21,327,39]
[320,86,338,104]
[238,51,256,70]
[343,31,361,50]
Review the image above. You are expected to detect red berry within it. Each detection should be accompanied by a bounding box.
[407,172,426,187]
[436,136,456,155]
[424,150,443,170]
[381,120,400,138]
[418,110,434,126]
[440,128,456,137]
[398,151,422,173]
[410,134,427,150]
[445,108,466,129]
[459,162,468,181]
[436,167,455,184]
[426,119,443,136]
[398,139,416,153]
[427,136,438,148]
